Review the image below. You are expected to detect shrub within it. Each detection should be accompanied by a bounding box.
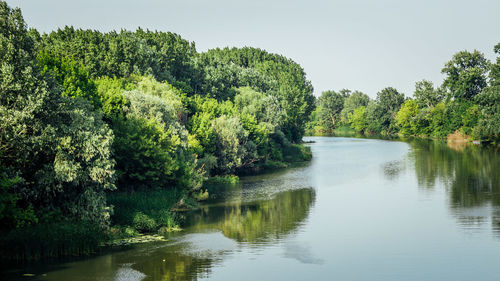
[204,175,240,185]
[132,212,157,233]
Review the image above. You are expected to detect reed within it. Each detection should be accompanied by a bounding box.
[107,189,182,233]
[0,221,105,261]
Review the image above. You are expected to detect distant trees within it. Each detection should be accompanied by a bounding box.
[395,100,421,136]
[307,46,500,144]
[341,91,370,123]
[368,87,406,134]
[348,106,368,133]
[317,90,347,131]
[305,90,349,135]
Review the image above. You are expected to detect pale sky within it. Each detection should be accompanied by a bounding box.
[6,0,500,98]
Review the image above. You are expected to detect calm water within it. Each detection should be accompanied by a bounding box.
[5,137,500,280]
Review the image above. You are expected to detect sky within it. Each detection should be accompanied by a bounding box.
[6,0,500,98]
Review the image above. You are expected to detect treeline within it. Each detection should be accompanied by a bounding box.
[307,46,500,143]
[0,2,313,259]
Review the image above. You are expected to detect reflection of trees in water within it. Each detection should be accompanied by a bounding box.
[408,139,500,233]
[15,243,217,281]
[187,188,316,242]
[119,188,316,281]
[127,244,216,281]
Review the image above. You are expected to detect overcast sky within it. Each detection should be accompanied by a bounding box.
[6,0,500,98]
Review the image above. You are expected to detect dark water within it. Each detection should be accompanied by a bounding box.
[5,137,500,280]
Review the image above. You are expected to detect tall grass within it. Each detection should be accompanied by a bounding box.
[0,221,105,261]
[107,189,184,233]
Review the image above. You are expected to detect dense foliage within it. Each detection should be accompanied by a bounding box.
[0,1,313,260]
[307,45,500,144]
[0,2,115,231]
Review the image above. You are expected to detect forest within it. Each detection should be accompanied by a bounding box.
[307,45,500,143]
[0,2,313,260]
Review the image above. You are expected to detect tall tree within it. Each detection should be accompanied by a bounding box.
[413,80,444,108]
[474,43,500,141]
[318,90,348,131]
[442,50,490,100]
[489,43,500,86]
[367,87,405,134]
[341,90,370,123]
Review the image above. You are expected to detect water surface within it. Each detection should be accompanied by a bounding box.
[6,137,500,280]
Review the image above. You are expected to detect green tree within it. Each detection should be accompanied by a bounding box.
[110,78,204,191]
[428,102,449,138]
[38,50,101,108]
[471,43,500,141]
[413,80,444,108]
[40,27,197,84]
[395,99,420,136]
[94,76,131,118]
[475,87,500,141]
[367,87,405,134]
[490,43,500,86]
[341,90,370,123]
[442,50,490,100]
[0,2,115,228]
[197,47,314,142]
[317,90,348,131]
[234,86,283,129]
[348,106,368,133]
[211,115,256,174]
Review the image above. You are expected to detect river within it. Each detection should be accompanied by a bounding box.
[4,137,500,280]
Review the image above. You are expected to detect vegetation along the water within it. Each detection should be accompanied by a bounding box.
[0,1,313,260]
[306,47,500,144]
[0,0,498,262]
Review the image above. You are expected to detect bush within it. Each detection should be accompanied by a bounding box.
[261,160,289,170]
[132,212,157,233]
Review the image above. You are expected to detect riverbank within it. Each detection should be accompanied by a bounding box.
[307,125,498,149]
[0,143,312,262]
